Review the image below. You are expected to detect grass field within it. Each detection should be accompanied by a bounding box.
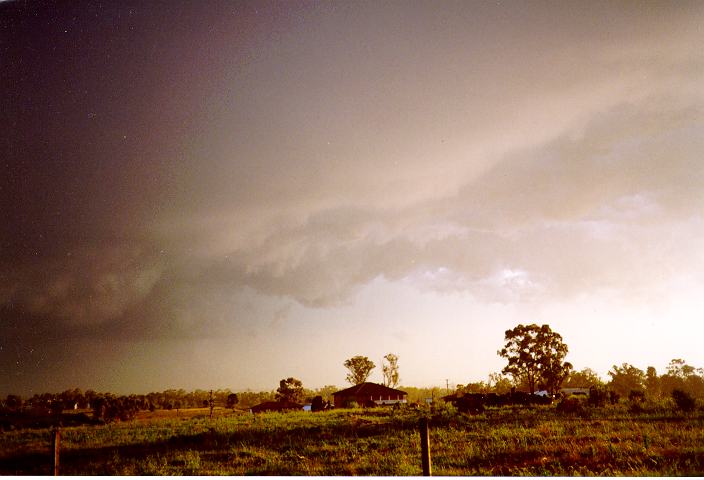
[1,403,703,475]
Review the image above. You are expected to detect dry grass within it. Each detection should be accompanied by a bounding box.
[1,403,703,475]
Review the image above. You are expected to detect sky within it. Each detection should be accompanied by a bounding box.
[1,0,704,396]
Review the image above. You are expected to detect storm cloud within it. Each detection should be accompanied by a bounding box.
[2,0,703,394]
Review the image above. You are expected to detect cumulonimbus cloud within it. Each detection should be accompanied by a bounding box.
[2,1,703,345]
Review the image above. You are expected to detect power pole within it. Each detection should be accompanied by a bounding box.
[446,379,449,395]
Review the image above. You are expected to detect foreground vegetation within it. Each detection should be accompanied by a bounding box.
[1,401,703,475]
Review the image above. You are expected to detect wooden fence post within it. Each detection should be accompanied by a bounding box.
[52,427,61,476]
[419,417,431,476]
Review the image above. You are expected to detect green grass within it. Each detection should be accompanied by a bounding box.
[1,405,703,475]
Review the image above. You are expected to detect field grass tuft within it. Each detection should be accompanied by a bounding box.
[1,404,703,475]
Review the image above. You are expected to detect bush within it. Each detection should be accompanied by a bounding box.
[628,390,645,402]
[311,396,325,412]
[92,396,139,422]
[672,389,696,413]
[435,400,457,419]
[588,387,607,407]
[557,395,586,415]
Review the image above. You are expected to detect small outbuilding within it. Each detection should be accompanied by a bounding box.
[561,387,591,397]
[333,382,407,408]
[250,400,303,413]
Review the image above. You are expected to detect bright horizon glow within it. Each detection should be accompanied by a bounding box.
[8,276,701,396]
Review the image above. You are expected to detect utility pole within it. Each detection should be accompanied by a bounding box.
[446,379,449,395]
[209,390,214,419]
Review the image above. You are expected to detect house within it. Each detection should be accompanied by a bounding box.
[560,387,591,397]
[441,392,462,402]
[332,382,407,408]
[250,400,303,413]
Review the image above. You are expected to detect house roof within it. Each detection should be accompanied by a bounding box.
[250,400,302,412]
[333,382,407,397]
[561,387,590,394]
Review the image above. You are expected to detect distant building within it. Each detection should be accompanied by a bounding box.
[441,393,462,402]
[561,387,590,396]
[332,382,407,408]
[250,400,303,413]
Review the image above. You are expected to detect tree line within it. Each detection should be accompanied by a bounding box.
[463,324,704,405]
[452,360,704,400]
[3,323,702,419]
[0,386,341,418]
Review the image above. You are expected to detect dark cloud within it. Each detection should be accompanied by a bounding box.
[2,0,703,394]
[3,96,702,346]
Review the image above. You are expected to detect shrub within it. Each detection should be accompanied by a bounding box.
[557,395,585,415]
[311,396,325,412]
[92,396,139,422]
[435,400,457,419]
[588,387,607,407]
[628,390,645,402]
[672,389,696,413]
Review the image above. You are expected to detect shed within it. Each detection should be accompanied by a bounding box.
[561,387,591,397]
[250,400,303,413]
[333,382,407,408]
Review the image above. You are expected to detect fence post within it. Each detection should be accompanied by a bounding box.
[52,427,61,476]
[419,417,431,476]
